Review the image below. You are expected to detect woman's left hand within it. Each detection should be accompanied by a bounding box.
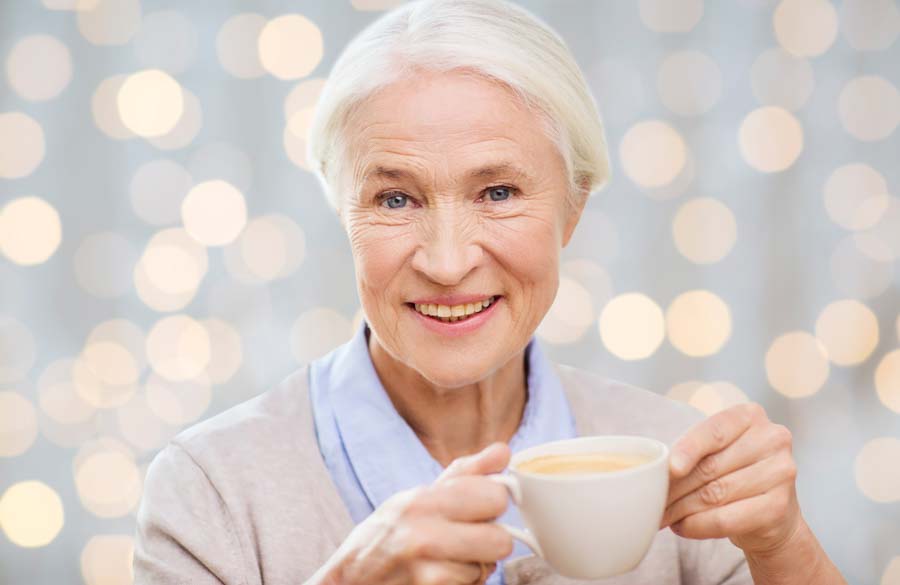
[659,402,803,556]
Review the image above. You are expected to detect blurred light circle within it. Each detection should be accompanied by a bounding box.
[830,235,893,299]
[619,120,687,188]
[80,341,140,387]
[290,308,354,364]
[667,380,703,402]
[72,356,136,409]
[561,259,613,309]
[638,0,703,32]
[0,196,61,265]
[129,159,192,226]
[181,180,247,246]
[666,290,732,357]
[0,112,45,178]
[91,75,135,140]
[116,392,172,453]
[146,88,202,151]
[773,0,838,57]
[6,34,73,101]
[672,197,737,264]
[738,106,803,172]
[75,450,142,518]
[0,392,38,457]
[146,315,211,381]
[854,437,900,502]
[859,196,900,261]
[0,315,36,384]
[352,0,406,9]
[838,76,900,142]
[537,276,595,345]
[81,534,135,585]
[287,106,316,140]
[238,214,306,281]
[87,320,147,376]
[643,148,696,201]
[0,481,64,547]
[77,0,141,46]
[885,557,900,585]
[188,141,253,193]
[37,412,96,449]
[284,125,313,171]
[875,349,900,414]
[201,318,244,384]
[840,0,900,52]
[133,10,198,75]
[689,382,749,417]
[134,228,208,312]
[74,232,138,298]
[750,48,815,111]
[824,163,890,231]
[814,300,879,366]
[284,78,327,121]
[657,50,722,116]
[37,359,96,424]
[117,69,184,138]
[598,293,665,361]
[216,13,267,79]
[258,14,324,80]
[145,373,211,426]
[765,331,830,398]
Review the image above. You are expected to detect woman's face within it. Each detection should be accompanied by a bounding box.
[341,70,585,388]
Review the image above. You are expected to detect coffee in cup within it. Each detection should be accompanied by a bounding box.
[515,452,655,475]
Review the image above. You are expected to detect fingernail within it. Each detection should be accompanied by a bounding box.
[670,452,688,474]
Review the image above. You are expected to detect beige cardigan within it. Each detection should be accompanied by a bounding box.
[133,363,752,585]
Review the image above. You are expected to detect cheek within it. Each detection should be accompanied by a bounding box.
[486,209,562,291]
[346,221,414,300]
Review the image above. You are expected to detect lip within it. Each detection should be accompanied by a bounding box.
[407,296,502,337]
[409,294,498,306]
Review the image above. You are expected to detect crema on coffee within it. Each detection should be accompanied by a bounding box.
[516,452,654,475]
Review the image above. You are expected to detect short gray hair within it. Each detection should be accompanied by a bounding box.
[306,0,610,211]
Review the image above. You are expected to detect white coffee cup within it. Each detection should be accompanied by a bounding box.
[487,435,669,579]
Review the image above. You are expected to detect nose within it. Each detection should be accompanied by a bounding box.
[410,207,483,286]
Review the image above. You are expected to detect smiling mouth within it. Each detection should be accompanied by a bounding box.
[406,295,500,323]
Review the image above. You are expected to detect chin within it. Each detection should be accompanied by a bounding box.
[415,359,493,390]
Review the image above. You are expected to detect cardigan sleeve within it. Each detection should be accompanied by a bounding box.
[679,535,753,584]
[133,443,249,585]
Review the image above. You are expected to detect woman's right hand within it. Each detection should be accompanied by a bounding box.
[311,442,514,585]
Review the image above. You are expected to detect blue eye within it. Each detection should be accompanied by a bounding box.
[487,186,512,202]
[382,193,408,209]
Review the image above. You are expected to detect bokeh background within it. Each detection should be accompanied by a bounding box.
[1,0,899,583]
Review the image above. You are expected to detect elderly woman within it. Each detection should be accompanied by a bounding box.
[134,1,845,584]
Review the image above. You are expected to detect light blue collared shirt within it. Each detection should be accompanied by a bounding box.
[309,320,578,584]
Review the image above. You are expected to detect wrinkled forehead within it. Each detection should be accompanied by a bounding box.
[342,70,561,191]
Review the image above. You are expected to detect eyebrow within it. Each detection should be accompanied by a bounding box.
[361,162,534,185]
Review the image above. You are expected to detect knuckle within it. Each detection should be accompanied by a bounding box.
[745,402,767,422]
[490,527,514,557]
[700,479,727,506]
[696,454,718,481]
[710,419,728,449]
[772,424,794,450]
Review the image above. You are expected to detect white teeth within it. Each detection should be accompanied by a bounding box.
[412,296,497,322]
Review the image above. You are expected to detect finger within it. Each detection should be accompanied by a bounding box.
[420,476,509,522]
[411,559,483,585]
[670,484,795,541]
[666,422,790,505]
[407,518,514,563]
[669,403,766,478]
[661,450,796,529]
[438,442,511,481]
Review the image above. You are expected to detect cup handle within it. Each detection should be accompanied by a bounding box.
[486,473,543,558]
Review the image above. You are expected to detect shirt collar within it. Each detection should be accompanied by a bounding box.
[328,319,575,511]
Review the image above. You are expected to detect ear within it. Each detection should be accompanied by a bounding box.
[561,178,590,248]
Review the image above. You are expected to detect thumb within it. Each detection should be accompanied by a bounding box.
[438,442,511,481]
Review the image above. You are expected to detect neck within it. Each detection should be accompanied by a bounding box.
[367,327,528,468]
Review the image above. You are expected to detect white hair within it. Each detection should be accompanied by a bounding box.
[306,0,610,212]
